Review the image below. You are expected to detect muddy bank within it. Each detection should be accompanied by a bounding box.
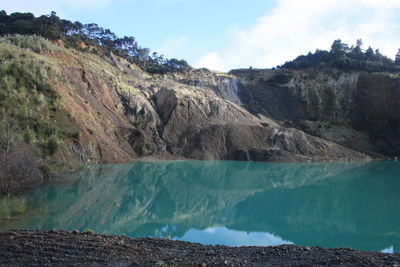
[0,230,399,266]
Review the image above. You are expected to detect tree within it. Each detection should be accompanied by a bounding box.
[395,49,400,65]
[0,120,17,161]
[0,120,43,195]
[330,39,348,54]
[136,48,150,68]
[0,10,7,20]
[349,38,364,60]
[356,38,363,48]
[0,120,17,193]
[365,46,374,59]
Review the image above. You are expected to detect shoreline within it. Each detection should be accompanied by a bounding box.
[1,230,399,266]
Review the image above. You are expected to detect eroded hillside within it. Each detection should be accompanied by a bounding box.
[0,36,370,170]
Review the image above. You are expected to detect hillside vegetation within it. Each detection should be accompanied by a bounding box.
[280,39,400,73]
[0,36,79,154]
[0,10,191,74]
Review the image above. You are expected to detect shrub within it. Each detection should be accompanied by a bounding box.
[47,135,59,155]
[2,35,54,54]
[0,127,43,195]
[0,196,26,219]
[23,129,35,143]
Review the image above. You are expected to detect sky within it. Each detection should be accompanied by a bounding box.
[2,0,400,71]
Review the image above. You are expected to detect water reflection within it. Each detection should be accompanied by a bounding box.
[381,246,394,254]
[1,161,399,253]
[177,226,293,247]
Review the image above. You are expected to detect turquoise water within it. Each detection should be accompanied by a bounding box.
[1,161,400,253]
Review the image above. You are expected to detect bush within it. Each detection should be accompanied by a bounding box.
[0,138,43,195]
[2,35,54,54]
[47,135,59,155]
[0,196,26,218]
[0,43,77,156]
[23,129,35,143]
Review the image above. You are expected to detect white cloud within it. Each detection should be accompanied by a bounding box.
[381,246,394,254]
[177,226,294,247]
[194,52,227,71]
[195,0,400,71]
[363,0,400,7]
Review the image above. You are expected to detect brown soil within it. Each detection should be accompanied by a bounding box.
[0,230,399,266]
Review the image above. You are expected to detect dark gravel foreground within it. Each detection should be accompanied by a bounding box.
[0,230,399,267]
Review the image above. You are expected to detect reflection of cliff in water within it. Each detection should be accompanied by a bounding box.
[5,161,400,252]
[232,161,400,251]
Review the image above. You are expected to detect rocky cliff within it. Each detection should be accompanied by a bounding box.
[0,36,380,169]
[230,68,400,157]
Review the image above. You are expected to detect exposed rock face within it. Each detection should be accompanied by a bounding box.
[0,38,372,165]
[177,72,242,105]
[351,74,400,155]
[62,51,378,162]
[230,68,400,157]
[153,87,366,161]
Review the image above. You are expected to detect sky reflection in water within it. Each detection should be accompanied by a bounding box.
[176,226,293,247]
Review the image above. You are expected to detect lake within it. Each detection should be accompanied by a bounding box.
[1,160,399,253]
